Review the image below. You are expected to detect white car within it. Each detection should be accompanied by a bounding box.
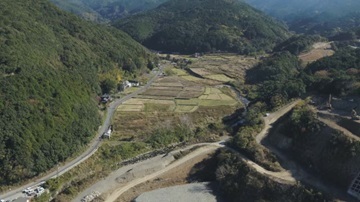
[22,188,31,193]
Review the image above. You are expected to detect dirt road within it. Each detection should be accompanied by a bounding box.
[105,145,222,202]
[256,100,300,143]
[317,116,360,141]
[101,101,302,202]
[80,99,354,201]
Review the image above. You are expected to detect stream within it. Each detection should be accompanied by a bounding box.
[216,84,250,127]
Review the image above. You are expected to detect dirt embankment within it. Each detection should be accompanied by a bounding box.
[115,150,218,202]
[266,113,360,192]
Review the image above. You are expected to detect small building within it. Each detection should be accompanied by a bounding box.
[121,80,139,89]
[348,171,360,200]
[100,94,111,104]
[128,80,140,87]
[193,53,201,58]
[123,80,132,88]
[103,125,112,139]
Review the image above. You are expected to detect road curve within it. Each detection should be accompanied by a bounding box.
[102,101,302,202]
[104,141,298,202]
[256,100,300,144]
[105,144,224,202]
[0,68,163,201]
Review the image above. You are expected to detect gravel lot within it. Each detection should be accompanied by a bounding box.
[134,182,218,202]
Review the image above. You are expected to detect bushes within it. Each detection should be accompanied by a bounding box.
[274,35,325,55]
[147,126,193,148]
[214,150,328,202]
[285,102,321,138]
[306,48,360,96]
[246,52,306,106]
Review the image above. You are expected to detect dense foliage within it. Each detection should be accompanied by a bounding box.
[278,103,360,188]
[214,150,327,201]
[306,48,360,96]
[244,0,360,36]
[231,102,281,171]
[274,35,325,55]
[290,12,360,36]
[0,0,152,185]
[50,0,168,22]
[246,52,306,107]
[114,0,290,54]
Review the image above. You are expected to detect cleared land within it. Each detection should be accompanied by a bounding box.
[204,74,234,82]
[133,183,217,202]
[188,53,258,83]
[113,63,243,139]
[119,77,239,114]
[299,42,335,65]
[115,151,217,202]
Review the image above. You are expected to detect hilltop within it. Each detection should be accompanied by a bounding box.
[50,0,168,22]
[0,0,152,185]
[244,0,360,35]
[114,0,290,54]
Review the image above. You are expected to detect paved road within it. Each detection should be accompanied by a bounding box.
[0,68,162,201]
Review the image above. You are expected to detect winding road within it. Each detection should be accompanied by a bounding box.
[0,67,163,201]
[101,101,302,202]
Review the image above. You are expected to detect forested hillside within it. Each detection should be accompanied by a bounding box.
[0,0,152,185]
[306,48,360,96]
[50,0,167,22]
[114,0,290,54]
[244,0,360,36]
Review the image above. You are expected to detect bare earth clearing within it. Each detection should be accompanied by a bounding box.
[299,42,335,65]
[101,102,302,202]
[188,53,258,83]
[105,145,222,202]
[115,151,217,202]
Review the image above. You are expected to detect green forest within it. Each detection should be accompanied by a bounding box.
[244,0,360,36]
[274,34,325,55]
[114,0,290,54]
[50,0,168,22]
[306,48,360,96]
[0,0,153,185]
[243,40,360,106]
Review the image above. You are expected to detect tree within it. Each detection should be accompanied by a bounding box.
[100,78,116,94]
[147,60,155,70]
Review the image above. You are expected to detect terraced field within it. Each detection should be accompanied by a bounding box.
[188,53,258,83]
[118,83,238,114]
[113,58,248,139]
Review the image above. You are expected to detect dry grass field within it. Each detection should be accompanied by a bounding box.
[181,75,202,82]
[299,42,335,65]
[112,54,256,141]
[189,53,258,82]
[204,74,234,82]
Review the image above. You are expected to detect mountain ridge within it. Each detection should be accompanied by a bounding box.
[243,0,360,35]
[114,0,290,54]
[50,0,168,22]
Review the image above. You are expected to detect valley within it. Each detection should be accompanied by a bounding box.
[1,0,360,201]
